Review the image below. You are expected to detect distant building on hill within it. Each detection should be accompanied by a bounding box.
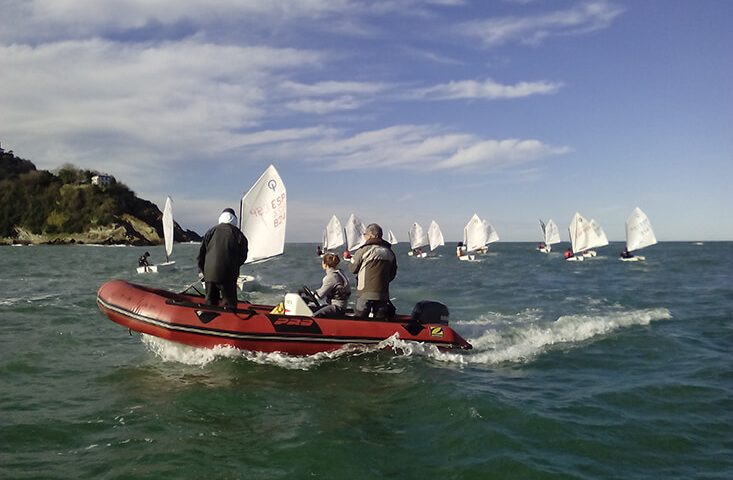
[91,174,115,188]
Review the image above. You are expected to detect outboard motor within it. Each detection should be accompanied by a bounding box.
[411,301,449,325]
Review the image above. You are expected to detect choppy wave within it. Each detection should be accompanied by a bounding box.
[0,293,62,306]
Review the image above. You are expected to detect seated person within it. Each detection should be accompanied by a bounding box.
[138,251,151,266]
[316,245,323,256]
[538,242,547,250]
[307,253,351,317]
[563,248,574,259]
[620,247,634,259]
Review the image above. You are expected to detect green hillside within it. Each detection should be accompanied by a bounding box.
[0,151,200,245]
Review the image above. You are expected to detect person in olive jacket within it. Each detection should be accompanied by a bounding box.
[349,223,397,319]
[197,208,248,307]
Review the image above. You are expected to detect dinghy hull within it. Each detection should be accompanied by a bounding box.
[97,280,472,356]
[620,256,645,262]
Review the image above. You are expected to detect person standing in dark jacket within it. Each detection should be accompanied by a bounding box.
[197,208,248,307]
[349,223,397,319]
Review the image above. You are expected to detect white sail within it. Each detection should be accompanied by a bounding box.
[428,221,445,251]
[239,165,287,263]
[539,219,547,242]
[544,219,561,245]
[464,214,487,252]
[162,196,174,260]
[408,222,428,250]
[626,207,657,252]
[323,215,344,250]
[387,230,398,245]
[589,219,609,250]
[484,220,500,245]
[345,214,366,251]
[568,212,594,253]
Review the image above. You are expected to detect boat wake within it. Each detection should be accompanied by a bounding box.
[139,306,671,369]
[448,306,672,366]
[141,334,394,370]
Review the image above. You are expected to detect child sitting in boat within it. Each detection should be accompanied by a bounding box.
[305,253,351,317]
[620,247,634,259]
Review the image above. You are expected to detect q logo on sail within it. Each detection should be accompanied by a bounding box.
[267,180,277,192]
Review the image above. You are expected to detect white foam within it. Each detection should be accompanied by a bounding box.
[455,307,673,366]
[139,307,672,369]
[0,293,60,306]
[141,334,379,370]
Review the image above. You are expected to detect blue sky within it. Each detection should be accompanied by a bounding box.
[1,0,731,241]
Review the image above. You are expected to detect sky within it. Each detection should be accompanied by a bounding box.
[1,0,731,242]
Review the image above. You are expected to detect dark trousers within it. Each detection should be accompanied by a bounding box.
[354,298,394,319]
[205,281,238,308]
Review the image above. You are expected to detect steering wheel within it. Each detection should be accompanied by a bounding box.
[301,285,321,308]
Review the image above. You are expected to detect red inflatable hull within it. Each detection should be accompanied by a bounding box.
[97,280,472,356]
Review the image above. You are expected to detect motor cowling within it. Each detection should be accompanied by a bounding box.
[411,301,449,325]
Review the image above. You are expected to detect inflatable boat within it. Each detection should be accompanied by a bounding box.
[97,280,472,356]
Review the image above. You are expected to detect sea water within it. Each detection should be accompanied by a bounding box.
[1,242,731,479]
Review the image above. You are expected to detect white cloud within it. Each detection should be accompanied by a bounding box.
[415,78,563,100]
[434,139,571,171]
[280,80,390,96]
[0,39,323,170]
[231,127,338,148]
[279,80,392,114]
[0,0,357,43]
[461,0,625,47]
[235,125,570,172]
[0,0,575,240]
[285,97,365,114]
[0,0,470,44]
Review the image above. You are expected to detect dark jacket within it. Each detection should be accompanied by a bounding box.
[349,238,397,301]
[197,223,248,283]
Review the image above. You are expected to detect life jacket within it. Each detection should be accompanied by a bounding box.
[331,270,351,301]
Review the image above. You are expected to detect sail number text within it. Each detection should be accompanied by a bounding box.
[247,193,287,228]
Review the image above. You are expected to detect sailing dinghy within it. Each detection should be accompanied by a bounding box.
[322,215,345,252]
[344,214,366,254]
[567,212,608,261]
[137,196,176,273]
[621,207,657,261]
[538,219,561,253]
[408,222,428,257]
[428,221,445,254]
[387,229,398,245]
[236,165,287,289]
[458,214,486,261]
[583,219,609,257]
